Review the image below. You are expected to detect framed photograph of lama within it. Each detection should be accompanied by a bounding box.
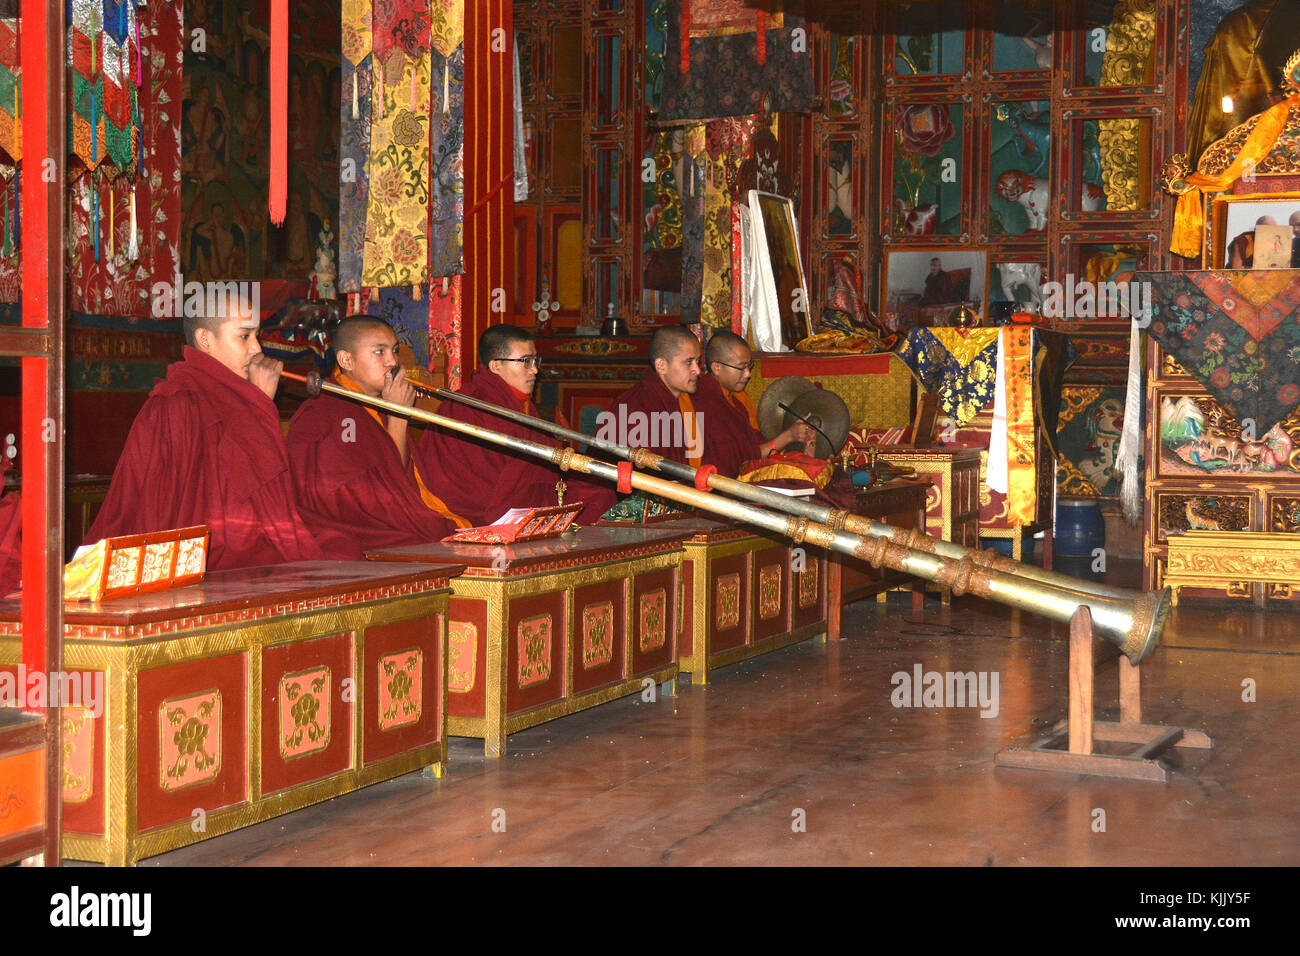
[747,190,813,352]
[882,249,987,332]
[1208,192,1300,270]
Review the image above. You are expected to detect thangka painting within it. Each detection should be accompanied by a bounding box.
[1157,393,1300,479]
[182,0,340,282]
[1056,385,1126,498]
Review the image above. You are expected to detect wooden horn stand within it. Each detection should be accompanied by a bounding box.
[995,606,1213,782]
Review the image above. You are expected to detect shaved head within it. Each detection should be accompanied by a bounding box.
[183,311,244,348]
[333,315,396,359]
[478,324,535,364]
[705,329,748,365]
[649,325,700,365]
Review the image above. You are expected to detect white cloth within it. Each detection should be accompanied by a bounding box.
[743,191,788,352]
[513,38,529,202]
[1115,317,1145,525]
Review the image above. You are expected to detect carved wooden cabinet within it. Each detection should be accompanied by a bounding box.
[1143,337,1300,604]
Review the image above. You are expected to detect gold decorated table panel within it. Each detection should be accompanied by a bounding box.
[367,525,693,757]
[871,448,982,600]
[0,560,460,866]
[649,518,828,684]
[1163,531,1300,606]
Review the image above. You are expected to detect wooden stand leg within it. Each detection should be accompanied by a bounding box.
[995,607,1214,781]
[826,554,844,641]
[1042,529,1053,571]
[1067,606,1093,755]
[1119,654,1141,725]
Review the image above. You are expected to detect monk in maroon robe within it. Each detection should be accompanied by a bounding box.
[415,326,616,526]
[601,326,704,467]
[288,316,466,559]
[0,459,19,595]
[696,330,814,477]
[86,307,322,571]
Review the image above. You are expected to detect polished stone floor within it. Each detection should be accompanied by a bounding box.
[143,560,1299,867]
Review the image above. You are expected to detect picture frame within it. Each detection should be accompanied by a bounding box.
[746,190,813,351]
[882,248,987,331]
[1207,191,1300,270]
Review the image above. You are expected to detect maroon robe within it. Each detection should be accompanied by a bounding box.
[694,374,765,478]
[415,369,616,527]
[287,384,458,559]
[604,371,693,465]
[0,489,19,596]
[86,347,323,571]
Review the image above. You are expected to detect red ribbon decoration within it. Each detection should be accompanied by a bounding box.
[755,11,766,65]
[680,0,691,74]
[694,464,717,490]
[617,461,634,494]
[269,0,287,225]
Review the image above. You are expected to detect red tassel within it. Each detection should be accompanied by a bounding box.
[756,12,767,65]
[680,0,691,75]
[269,0,288,225]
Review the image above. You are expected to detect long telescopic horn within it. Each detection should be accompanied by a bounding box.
[418,378,1132,603]
[282,369,1169,663]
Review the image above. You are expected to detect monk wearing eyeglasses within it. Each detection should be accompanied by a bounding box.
[695,330,815,478]
[414,325,615,527]
[286,315,467,559]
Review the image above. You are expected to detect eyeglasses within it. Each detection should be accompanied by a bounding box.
[712,360,755,372]
[496,355,543,370]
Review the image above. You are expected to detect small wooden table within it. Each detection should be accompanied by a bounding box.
[0,560,461,866]
[826,479,930,641]
[651,517,828,684]
[368,524,691,757]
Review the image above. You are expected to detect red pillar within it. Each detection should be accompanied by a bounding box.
[463,0,515,371]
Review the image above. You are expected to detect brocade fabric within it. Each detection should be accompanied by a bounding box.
[1140,269,1300,434]
[656,0,813,122]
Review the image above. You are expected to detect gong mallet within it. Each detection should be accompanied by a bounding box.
[282,368,1169,663]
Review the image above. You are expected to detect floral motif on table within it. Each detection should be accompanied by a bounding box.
[62,705,95,804]
[1141,269,1300,435]
[715,573,741,630]
[159,690,221,792]
[175,536,207,577]
[638,589,667,652]
[447,620,476,693]
[378,648,423,730]
[105,545,142,590]
[141,539,176,585]
[758,564,782,620]
[798,559,818,609]
[516,614,552,688]
[279,667,331,760]
[581,602,615,669]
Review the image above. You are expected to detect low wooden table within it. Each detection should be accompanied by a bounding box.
[0,560,461,866]
[826,479,930,641]
[649,518,827,684]
[368,525,691,757]
[1164,530,1300,608]
[0,709,47,865]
